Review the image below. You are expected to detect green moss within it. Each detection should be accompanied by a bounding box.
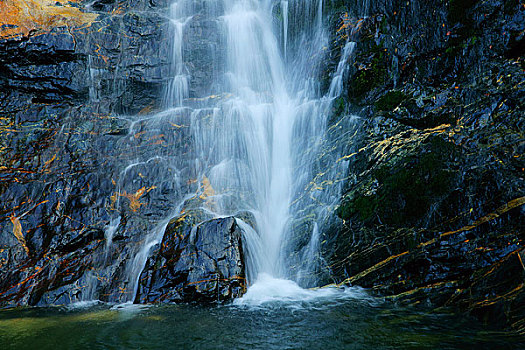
[448,0,478,24]
[349,46,387,98]
[340,193,379,222]
[375,90,407,111]
[339,136,457,226]
[374,167,428,224]
[331,96,345,116]
[328,96,346,126]
[445,46,459,56]
[354,196,378,221]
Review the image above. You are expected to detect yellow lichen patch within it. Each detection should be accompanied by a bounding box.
[370,124,451,164]
[199,175,216,210]
[336,13,366,41]
[170,210,189,239]
[0,0,99,39]
[337,251,409,286]
[440,196,525,239]
[9,214,29,255]
[199,176,215,199]
[109,192,118,210]
[118,186,157,212]
[337,124,451,164]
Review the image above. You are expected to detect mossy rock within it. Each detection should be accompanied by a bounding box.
[448,0,478,24]
[375,90,407,111]
[339,136,458,226]
[348,46,388,99]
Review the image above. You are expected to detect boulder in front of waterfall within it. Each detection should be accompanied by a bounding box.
[136,214,247,303]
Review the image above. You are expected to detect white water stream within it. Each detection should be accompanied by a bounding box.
[118,0,357,304]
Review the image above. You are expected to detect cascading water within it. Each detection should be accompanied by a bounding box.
[199,0,295,280]
[108,0,359,304]
[163,2,190,108]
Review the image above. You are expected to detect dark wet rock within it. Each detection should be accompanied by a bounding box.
[184,8,226,98]
[0,0,178,307]
[137,216,247,303]
[319,0,525,335]
[0,0,217,308]
[0,236,104,307]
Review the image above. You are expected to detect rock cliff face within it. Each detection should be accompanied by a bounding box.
[0,0,229,306]
[320,0,524,334]
[0,1,147,305]
[0,0,523,335]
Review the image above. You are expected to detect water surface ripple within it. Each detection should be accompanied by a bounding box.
[1,298,522,349]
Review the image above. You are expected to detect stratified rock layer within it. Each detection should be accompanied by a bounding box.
[317,0,524,334]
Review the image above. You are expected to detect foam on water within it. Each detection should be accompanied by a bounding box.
[110,302,152,312]
[65,300,103,310]
[233,273,368,307]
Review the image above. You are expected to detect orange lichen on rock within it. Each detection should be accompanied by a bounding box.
[9,214,29,255]
[199,176,217,211]
[118,186,157,212]
[199,176,215,200]
[6,200,48,255]
[0,0,99,39]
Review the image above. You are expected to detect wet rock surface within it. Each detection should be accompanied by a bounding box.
[137,215,246,303]
[0,0,220,306]
[319,0,524,334]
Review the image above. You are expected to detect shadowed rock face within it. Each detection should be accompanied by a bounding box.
[137,216,246,303]
[314,0,524,334]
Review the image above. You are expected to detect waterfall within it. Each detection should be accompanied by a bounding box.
[163,2,191,108]
[280,0,288,60]
[114,0,357,303]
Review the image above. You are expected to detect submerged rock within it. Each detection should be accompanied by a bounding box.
[137,215,247,303]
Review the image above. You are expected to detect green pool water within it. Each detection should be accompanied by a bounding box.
[1,296,522,349]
